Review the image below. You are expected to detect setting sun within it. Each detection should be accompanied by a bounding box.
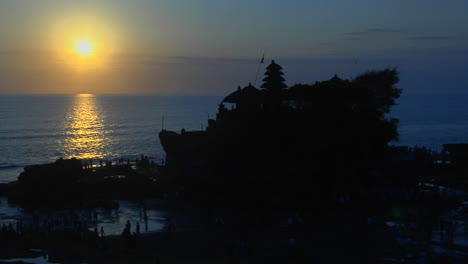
[76,40,93,55]
[50,16,119,72]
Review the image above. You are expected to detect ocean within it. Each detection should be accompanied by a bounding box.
[0,95,222,183]
[390,93,468,151]
[1,93,468,183]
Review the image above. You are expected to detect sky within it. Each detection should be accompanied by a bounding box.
[0,0,467,95]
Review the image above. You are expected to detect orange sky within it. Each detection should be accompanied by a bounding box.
[0,0,467,95]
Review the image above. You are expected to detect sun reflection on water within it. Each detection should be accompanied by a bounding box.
[64,94,110,159]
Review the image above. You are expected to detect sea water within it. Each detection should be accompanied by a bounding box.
[1,93,468,183]
[0,95,222,183]
[390,93,468,151]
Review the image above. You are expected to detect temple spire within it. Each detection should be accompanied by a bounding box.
[261,60,287,93]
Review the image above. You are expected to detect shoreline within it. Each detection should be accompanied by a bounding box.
[0,155,467,263]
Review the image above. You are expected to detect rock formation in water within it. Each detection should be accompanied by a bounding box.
[160,60,403,205]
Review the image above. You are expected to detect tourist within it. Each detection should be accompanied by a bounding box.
[126,220,131,233]
[165,217,174,238]
[93,210,98,223]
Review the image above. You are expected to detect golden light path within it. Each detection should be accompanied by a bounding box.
[63,94,110,160]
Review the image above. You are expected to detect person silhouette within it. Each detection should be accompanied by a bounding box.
[126,220,131,231]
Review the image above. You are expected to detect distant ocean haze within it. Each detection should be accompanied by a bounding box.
[1,93,468,183]
[390,93,468,150]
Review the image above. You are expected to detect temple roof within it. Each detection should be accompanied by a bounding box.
[222,83,261,103]
[223,86,242,103]
[265,60,283,71]
[329,74,343,82]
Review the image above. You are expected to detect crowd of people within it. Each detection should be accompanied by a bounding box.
[80,154,157,170]
[0,208,104,246]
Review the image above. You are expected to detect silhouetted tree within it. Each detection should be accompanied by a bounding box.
[353,68,401,116]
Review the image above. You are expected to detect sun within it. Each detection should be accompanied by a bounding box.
[51,16,119,71]
[76,40,93,55]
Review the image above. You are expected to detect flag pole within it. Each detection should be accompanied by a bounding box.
[253,53,264,87]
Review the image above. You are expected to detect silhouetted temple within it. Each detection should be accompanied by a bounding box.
[159,60,403,204]
[222,83,262,111]
[261,60,287,92]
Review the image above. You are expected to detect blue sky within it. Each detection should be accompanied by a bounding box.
[0,0,467,94]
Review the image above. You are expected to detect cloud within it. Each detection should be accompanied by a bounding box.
[409,35,454,41]
[345,28,407,36]
[166,56,255,65]
[344,37,365,41]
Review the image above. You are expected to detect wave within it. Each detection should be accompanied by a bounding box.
[0,164,22,170]
[0,134,65,141]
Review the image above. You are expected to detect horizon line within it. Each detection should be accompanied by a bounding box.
[0,93,226,96]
